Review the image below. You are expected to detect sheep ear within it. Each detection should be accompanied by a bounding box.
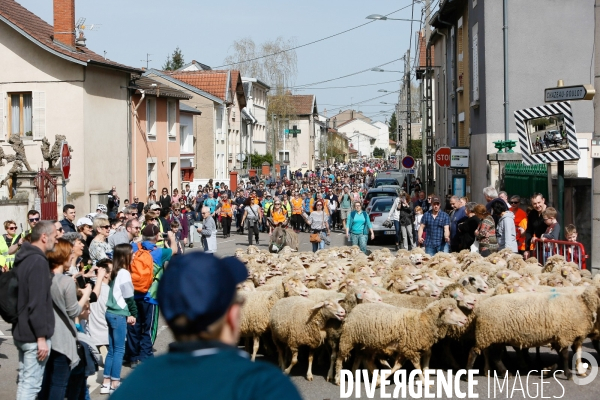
[401,283,419,293]
[310,302,326,310]
[338,282,347,290]
[283,282,290,291]
[356,291,364,300]
[461,278,469,287]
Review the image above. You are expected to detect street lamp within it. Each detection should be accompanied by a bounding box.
[366,14,422,22]
[371,68,403,73]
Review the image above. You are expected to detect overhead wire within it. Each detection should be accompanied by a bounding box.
[293,79,402,90]
[212,3,415,69]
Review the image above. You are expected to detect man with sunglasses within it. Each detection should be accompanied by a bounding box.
[509,195,528,254]
[8,209,40,257]
[108,218,142,249]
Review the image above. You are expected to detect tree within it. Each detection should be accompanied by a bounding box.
[250,152,273,169]
[407,139,423,159]
[388,112,398,140]
[373,147,385,158]
[163,47,185,71]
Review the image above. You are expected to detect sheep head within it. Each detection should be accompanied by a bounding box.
[311,299,346,322]
[282,276,309,297]
[460,274,489,294]
[427,298,468,328]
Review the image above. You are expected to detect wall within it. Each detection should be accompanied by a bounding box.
[286,117,311,170]
[470,0,594,202]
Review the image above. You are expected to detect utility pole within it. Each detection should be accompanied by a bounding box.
[424,0,434,194]
[271,113,277,180]
[593,0,600,270]
[406,49,412,156]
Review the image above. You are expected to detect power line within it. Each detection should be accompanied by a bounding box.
[325,91,400,111]
[294,79,402,90]
[291,58,402,89]
[212,3,415,69]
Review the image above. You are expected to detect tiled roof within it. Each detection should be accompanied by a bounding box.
[131,76,192,99]
[349,148,358,154]
[288,95,316,116]
[0,0,140,73]
[389,139,396,145]
[169,70,247,108]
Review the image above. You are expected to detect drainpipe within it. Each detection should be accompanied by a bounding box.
[132,89,145,200]
[503,0,509,141]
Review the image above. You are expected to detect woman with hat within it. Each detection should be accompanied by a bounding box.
[147,188,157,206]
[346,201,374,255]
[302,200,330,252]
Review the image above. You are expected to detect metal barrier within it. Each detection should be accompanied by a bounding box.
[534,239,588,270]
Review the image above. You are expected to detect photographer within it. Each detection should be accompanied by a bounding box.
[386,193,414,251]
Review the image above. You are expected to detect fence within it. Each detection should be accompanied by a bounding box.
[504,163,548,200]
[534,239,588,270]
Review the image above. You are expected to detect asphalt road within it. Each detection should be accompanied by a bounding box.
[1,228,599,399]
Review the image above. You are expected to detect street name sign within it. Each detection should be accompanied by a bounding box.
[544,84,595,102]
[450,148,470,168]
[434,147,451,168]
[284,128,301,134]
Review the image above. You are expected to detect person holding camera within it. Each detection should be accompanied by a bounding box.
[386,193,414,251]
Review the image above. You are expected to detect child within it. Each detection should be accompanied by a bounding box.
[539,207,560,257]
[170,220,184,256]
[413,206,423,247]
[564,224,581,265]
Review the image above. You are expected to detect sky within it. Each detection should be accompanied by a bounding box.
[20,0,431,123]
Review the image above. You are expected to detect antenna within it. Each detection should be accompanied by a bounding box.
[141,53,152,69]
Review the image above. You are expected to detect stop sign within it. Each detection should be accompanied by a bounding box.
[434,147,451,168]
[60,142,71,180]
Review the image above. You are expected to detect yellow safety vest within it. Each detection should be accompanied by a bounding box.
[142,219,165,248]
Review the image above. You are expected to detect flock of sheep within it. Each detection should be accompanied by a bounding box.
[234,245,600,385]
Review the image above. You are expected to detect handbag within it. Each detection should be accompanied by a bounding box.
[310,233,321,243]
[383,220,393,228]
[470,239,480,253]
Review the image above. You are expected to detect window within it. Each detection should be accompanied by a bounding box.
[146,98,156,139]
[167,100,176,137]
[147,162,156,186]
[472,23,479,101]
[215,106,223,136]
[180,124,192,153]
[279,150,290,163]
[8,92,33,138]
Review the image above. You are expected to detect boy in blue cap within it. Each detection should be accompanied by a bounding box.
[111,252,302,400]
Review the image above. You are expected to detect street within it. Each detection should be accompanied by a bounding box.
[1,229,600,399]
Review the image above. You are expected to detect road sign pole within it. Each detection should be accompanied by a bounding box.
[556,80,565,239]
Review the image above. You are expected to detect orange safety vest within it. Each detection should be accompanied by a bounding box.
[220,200,233,217]
[271,209,287,224]
[291,198,303,214]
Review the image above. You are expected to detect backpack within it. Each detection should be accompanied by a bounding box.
[0,267,19,324]
[130,243,154,293]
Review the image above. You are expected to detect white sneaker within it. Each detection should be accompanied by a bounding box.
[99,384,111,394]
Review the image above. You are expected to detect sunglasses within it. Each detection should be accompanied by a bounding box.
[100,225,110,230]
[132,226,141,230]
[510,201,519,204]
[131,213,138,216]
[29,217,40,222]
[7,226,16,230]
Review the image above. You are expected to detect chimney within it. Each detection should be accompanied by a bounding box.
[53,0,75,48]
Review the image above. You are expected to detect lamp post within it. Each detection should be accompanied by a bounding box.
[366,14,422,22]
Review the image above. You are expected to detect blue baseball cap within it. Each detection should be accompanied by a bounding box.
[158,252,248,334]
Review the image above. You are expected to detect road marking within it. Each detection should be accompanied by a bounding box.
[0,330,3,336]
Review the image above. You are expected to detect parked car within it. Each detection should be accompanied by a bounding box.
[544,130,564,146]
[373,178,402,188]
[367,197,396,241]
[363,187,400,208]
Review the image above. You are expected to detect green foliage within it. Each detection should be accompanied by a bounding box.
[373,147,385,158]
[250,152,273,169]
[163,47,185,71]
[388,112,398,140]
[407,139,422,159]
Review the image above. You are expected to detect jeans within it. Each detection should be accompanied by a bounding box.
[15,339,51,400]
[425,242,450,256]
[393,220,402,245]
[104,312,127,381]
[39,349,71,400]
[350,233,369,254]
[312,239,325,252]
[66,357,86,400]
[126,301,157,362]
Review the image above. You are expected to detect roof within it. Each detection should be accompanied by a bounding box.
[241,76,271,90]
[130,76,192,99]
[168,70,247,108]
[288,95,317,116]
[176,60,212,71]
[336,118,378,129]
[389,139,397,145]
[179,103,202,114]
[0,0,140,73]
[417,30,434,70]
[349,148,358,154]
[144,69,224,104]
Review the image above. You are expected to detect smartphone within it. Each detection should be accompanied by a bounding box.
[76,275,86,289]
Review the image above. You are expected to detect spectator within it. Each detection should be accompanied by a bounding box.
[125,206,139,222]
[413,206,423,247]
[1,219,17,270]
[147,189,157,206]
[168,204,189,247]
[87,259,112,365]
[290,191,304,233]
[418,196,450,256]
[564,224,581,264]
[107,189,120,220]
[241,198,261,246]
[39,239,93,400]
[158,188,171,211]
[169,220,184,255]
[13,221,57,399]
[537,207,560,259]
[509,195,528,254]
[449,196,467,252]
[183,184,194,205]
[413,191,429,213]
[89,217,112,261]
[215,193,233,238]
[474,204,498,256]
[457,202,480,251]
[483,186,505,224]
[234,190,246,234]
[524,193,549,259]
[53,220,64,240]
[304,200,330,253]
[110,253,302,400]
[60,204,76,233]
[100,244,138,394]
[203,191,218,217]
[494,201,518,253]
[8,209,40,256]
[199,206,218,252]
[345,201,374,255]
[498,191,511,208]
[108,219,141,250]
[171,188,181,205]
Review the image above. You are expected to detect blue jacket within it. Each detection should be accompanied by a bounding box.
[347,210,373,235]
[60,219,76,233]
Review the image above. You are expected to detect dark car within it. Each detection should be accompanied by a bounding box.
[544,130,564,146]
[363,187,400,208]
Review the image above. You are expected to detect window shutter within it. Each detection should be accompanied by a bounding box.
[0,93,5,141]
[33,92,46,140]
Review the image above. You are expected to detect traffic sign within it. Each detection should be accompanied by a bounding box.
[59,141,71,180]
[401,169,415,174]
[450,148,469,168]
[401,156,415,169]
[545,84,595,102]
[435,147,451,168]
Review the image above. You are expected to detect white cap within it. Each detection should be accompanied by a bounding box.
[76,217,93,228]
[150,204,161,210]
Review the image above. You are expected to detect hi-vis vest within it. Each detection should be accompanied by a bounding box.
[291,198,303,215]
[271,209,287,224]
[142,219,165,248]
[220,201,233,217]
